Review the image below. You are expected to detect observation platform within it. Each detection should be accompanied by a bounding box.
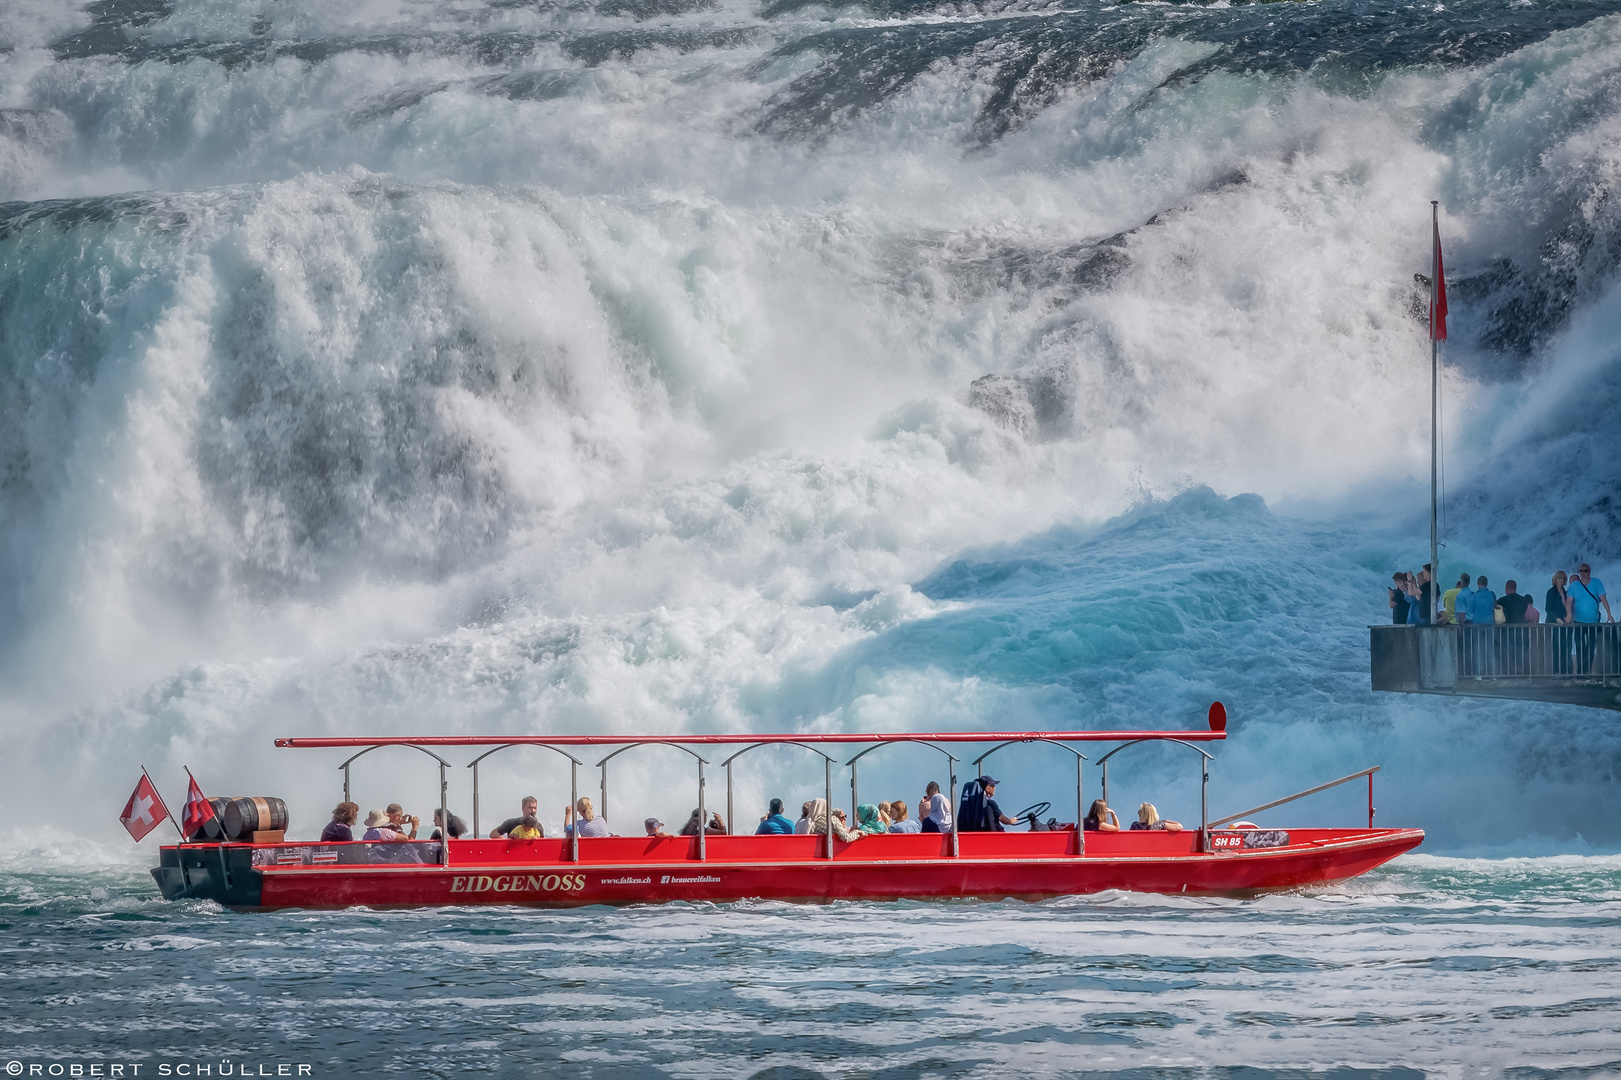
[1370,624,1621,711]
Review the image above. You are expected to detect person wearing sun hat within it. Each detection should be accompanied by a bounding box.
[361,809,403,842]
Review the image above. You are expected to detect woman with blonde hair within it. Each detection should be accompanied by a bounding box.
[564,795,612,837]
[1129,803,1182,832]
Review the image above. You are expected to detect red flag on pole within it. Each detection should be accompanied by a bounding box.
[1430,212,1448,342]
[119,774,170,842]
[182,773,216,838]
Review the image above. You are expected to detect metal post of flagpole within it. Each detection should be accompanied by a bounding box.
[1430,200,1442,622]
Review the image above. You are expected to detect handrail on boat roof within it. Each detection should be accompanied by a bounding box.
[274,729,1227,748]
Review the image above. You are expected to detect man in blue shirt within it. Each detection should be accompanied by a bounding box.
[1468,576,1498,625]
[1569,564,1611,674]
[755,798,795,834]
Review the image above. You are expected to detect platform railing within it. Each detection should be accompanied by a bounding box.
[1456,624,1621,680]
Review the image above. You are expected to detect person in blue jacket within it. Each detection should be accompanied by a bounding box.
[1468,576,1498,625]
[755,798,795,834]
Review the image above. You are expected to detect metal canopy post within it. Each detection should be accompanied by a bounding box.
[726,761,734,843]
[1200,755,1209,855]
[949,760,958,858]
[601,762,609,826]
[850,762,859,822]
[570,761,579,863]
[697,760,707,861]
[439,761,450,867]
[824,758,833,859]
[1076,755,1084,857]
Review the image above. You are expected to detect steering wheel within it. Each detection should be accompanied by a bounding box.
[1013,801,1051,825]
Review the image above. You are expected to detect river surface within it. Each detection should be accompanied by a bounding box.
[5,851,1621,1077]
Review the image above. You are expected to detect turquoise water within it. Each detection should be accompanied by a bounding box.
[5,852,1621,1076]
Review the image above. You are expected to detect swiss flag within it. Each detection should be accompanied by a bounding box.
[1430,213,1448,342]
[182,774,216,838]
[119,774,170,842]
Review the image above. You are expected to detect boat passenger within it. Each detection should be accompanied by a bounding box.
[680,809,728,836]
[920,782,952,834]
[855,803,889,835]
[645,817,674,838]
[564,797,612,838]
[794,801,817,835]
[1128,803,1182,832]
[362,809,406,842]
[429,808,467,841]
[490,797,542,839]
[887,800,921,834]
[385,803,419,840]
[321,802,359,842]
[828,808,865,843]
[959,777,1020,832]
[508,815,544,840]
[756,799,795,835]
[1083,799,1120,832]
[801,799,863,842]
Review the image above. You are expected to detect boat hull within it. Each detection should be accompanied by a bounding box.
[153,828,1423,911]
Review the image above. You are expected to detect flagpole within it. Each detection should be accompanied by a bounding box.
[186,762,235,888]
[144,766,187,841]
[1430,201,1441,622]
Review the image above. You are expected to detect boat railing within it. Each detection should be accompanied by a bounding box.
[1208,766,1380,831]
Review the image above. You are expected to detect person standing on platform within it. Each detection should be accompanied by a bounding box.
[1547,571,1572,675]
[1569,564,1612,674]
[1415,566,1434,624]
[1440,573,1468,625]
[1468,576,1498,625]
[1389,573,1411,625]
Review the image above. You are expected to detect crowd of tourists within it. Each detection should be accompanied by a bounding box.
[1388,562,1611,627]
[1387,561,1615,675]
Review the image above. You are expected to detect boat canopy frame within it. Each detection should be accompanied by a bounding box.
[276,724,1229,862]
[336,743,454,867]
[844,740,962,856]
[970,739,1089,855]
[717,742,840,858]
[594,743,714,860]
[1094,738,1214,849]
[465,743,587,861]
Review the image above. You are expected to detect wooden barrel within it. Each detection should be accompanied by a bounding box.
[190,798,234,841]
[222,797,289,841]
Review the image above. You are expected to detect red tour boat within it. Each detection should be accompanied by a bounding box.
[150,705,1422,910]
